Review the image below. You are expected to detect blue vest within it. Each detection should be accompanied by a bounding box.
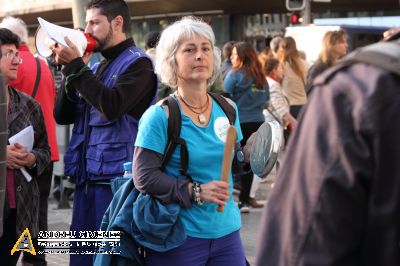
[64,46,155,185]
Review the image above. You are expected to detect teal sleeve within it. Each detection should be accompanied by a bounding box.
[135,105,168,155]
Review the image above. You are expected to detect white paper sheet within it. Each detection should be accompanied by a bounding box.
[37,17,87,56]
[9,125,34,182]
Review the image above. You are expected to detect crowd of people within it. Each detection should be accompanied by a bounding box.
[1,0,399,265]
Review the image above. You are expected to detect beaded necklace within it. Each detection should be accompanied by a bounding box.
[177,92,209,125]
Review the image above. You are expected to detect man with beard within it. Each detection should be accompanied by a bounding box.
[52,0,157,265]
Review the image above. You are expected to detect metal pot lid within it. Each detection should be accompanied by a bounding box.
[250,120,284,178]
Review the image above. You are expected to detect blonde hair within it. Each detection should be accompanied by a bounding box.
[319,30,347,66]
[155,16,221,89]
[0,16,28,44]
[278,36,307,84]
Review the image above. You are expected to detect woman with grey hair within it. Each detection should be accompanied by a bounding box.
[270,36,283,58]
[133,16,247,265]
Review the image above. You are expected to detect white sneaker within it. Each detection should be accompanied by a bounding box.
[238,202,250,213]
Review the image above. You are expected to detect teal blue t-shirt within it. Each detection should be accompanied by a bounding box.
[135,97,243,238]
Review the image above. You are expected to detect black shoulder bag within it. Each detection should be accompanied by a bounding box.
[31,57,41,98]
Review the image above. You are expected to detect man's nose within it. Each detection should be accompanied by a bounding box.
[84,25,92,34]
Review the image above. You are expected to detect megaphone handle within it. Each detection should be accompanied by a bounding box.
[217,125,237,212]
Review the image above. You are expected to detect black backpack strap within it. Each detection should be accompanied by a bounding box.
[160,96,190,179]
[31,57,41,99]
[209,92,236,125]
[160,93,236,179]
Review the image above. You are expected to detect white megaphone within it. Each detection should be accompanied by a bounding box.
[35,17,96,58]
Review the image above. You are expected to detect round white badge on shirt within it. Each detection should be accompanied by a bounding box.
[214,117,230,142]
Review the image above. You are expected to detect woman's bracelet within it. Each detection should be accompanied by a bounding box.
[192,182,204,205]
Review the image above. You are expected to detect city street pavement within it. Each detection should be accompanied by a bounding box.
[18,172,275,266]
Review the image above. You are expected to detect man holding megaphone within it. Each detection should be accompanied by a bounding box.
[52,1,158,265]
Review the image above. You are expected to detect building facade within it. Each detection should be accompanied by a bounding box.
[2,0,399,52]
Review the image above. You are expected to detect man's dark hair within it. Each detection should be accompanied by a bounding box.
[144,31,160,50]
[0,28,20,49]
[86,0,131,34]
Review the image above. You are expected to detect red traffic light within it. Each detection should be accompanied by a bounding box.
[290,13,302,25]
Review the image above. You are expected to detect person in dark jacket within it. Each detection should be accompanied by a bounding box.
[305,29,348,95]
[144,31,160,62]
[256,35,400,265]
[52,1,157,265]
[0,28,50,266]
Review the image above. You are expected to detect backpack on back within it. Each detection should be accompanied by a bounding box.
[94,92,237,266]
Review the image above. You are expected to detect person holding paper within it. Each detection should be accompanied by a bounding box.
[0,28,50,265]
[52,0,157,265]
[0,16,59,266]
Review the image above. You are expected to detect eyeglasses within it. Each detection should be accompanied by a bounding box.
[4,50,23,64]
